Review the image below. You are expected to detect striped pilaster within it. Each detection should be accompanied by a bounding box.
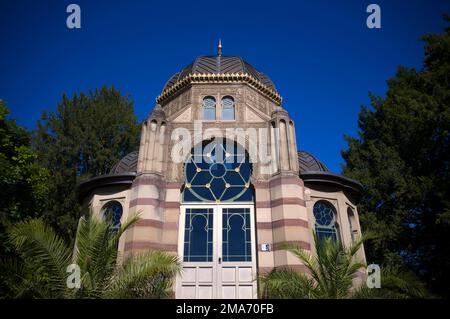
[254,174,311,274]
[123,173,182,256]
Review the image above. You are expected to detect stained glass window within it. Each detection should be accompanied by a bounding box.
[101,200,123,231]
[183,208,214,262]
[203,96,216,120]
[222,208,252,262]
[313,200,339,242]
[221,96,235,120]
[182,139,253,203]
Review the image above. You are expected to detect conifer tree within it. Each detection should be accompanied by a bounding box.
[34,86,140,242]
[342,16,450,297]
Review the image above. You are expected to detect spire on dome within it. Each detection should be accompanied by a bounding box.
[218,39,222,56]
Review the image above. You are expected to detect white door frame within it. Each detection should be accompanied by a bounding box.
[176,203,257,299]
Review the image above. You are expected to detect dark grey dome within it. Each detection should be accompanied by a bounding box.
[163,56,277,93]
[110,151,138,174]
[298,150,363,199]
[298,151,329,173]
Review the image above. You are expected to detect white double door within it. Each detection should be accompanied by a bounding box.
[176,204,257,299]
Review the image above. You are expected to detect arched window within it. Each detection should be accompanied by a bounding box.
[221,96,235,120]
[313,200,339,242]
[347,207,357,242]
[203,96,216,120]
[182,139,253,202]
[101,200,123,231]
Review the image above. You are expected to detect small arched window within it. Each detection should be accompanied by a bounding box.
[221,96,235,120]
[101,200,123,231]
[313,200,339,242]
[203,96,216,120]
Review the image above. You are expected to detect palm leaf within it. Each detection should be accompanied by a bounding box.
[259,268,317,298]
[7,219,71,297]
[71,211,140,298]
[105,251,181,299]
[267,231,368,299]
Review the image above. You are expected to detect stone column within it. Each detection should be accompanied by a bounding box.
[256,107,311,274]
[137,122,147,172]
[123,105,175,257]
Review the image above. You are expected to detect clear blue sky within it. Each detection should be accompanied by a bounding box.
[1,0,449,173]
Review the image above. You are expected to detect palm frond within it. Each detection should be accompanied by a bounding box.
[282,242,327,293]
[2,211,181,299]
[105,251,181,299]
[259,268,317,299]
[7,219,71,296]
[116,212,141,239]
[272,231,369,299]
[72,210,136,298]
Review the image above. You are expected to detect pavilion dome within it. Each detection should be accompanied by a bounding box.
[156,46,282,106]
[110,151,138,174]
[297,151,329,173]
[162,55,278,93]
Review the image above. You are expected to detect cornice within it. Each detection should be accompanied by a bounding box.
[156,72,283,106]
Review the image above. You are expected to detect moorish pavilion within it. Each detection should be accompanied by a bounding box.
[79,42,366,299]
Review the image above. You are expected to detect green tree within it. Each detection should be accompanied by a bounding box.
[1,212,180,299]
[34,86,140,242]
[0,101,50,221]
[0,101,50,251]
[341,16,450,296]
[0,100,51,297]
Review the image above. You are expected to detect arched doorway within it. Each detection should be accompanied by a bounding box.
[176,139,257,299]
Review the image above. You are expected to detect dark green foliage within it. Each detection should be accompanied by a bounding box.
[0,101,51,296]
[341,16,450,297]
[33,86,140,242]
[0,101,50,224]
[353,265,430,299]
[0,101,50,258]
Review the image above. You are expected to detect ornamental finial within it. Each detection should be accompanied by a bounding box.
[218,39,222,56]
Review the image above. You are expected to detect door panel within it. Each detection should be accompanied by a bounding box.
[178,207,217,298]
[178,266,214,299]
[183,208,214,262]
[218,207,257,298]
[177,205,256,299]
[221,208,252,262]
